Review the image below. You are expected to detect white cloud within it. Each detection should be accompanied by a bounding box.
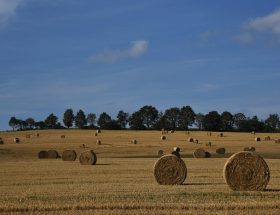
[233,33,254,44]
[247,9,280,35]
[90,40,148,63]
[0,0,23,26]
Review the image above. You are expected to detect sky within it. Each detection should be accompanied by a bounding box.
[0,0,280,130]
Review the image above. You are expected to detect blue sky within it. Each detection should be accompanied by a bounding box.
[0,0,280,130]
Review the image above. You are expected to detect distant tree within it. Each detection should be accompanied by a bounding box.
[164,107,181,130]
[202,111,221,131]
[265,114,279,131]
[153,111,167,130]
[97,112,112,129]
[75,109,86,129]
[34,121,45,130]
[25,118,35,129]
[238,116,265,132]
[233,113,246,129]
[63,108,74,128]
[129,111,145,130]
[195,113,204,130]
[9,116,18,131]
[86,113,97,128]
[117,110,129,129]
[139,105,158,129]
[220,111,234,131]
[178,106,196,130]
[44,113,58,129]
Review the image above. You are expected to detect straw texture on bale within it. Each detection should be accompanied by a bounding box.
[223,151,270,191]
[47,150,59,159]
[79,150,97,165]
[153,154,187,185]
[62,150,77,161]
[158,150,164,156]
[255,137,261,141]
[193,148,206,158]
[38,150,48,159]
[216,147,226,154]
[161,136,166,140]
[188,137,193,142]
[14,138,19,143]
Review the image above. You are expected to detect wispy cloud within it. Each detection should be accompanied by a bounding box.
[89,40,148,63]
[247,9,280,36]
[233,32,254,44]
[0,0,23,27]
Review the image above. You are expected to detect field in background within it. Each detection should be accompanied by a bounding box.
[0,130,280,214]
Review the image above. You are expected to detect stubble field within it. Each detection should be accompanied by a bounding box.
[0,130,280,214]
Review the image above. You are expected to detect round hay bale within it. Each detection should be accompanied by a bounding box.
[219,132,223,137]
[131,139,137,144]
[161,135,166,140]
[243,147,250,151]
[275,139,280,144]
[188,137,193,143]
[62,150,77,161]
[158,150,164,156]
[94,133,98,136]
[206,141,212,147]
[251,131,255,135]
[216,147,226,154]
[13,138,19,143]
[96,129,101,134]
[153,154,187,185]
[0,138,4,144]
[47,150,59,159]
[194,139,199,144]
[223,151,270,191]
[264,136,271,141]
[38,150,48,159]
[96,139,101,145]
[193,148,206,158]
[170,130,174,133]
[255,137,261,142]
[26,134,30,138]
[248,146,256,152]
[79,150,97,165]
[35,133,40,137]
[171,151,181,158]
[61,135,66,139]
[205,151,211,158]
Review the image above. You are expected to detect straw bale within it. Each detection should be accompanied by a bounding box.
[79,150,97,165]
[193,148,206,158]
[62,150,77,161]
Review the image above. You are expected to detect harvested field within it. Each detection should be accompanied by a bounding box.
[0,130,280,214]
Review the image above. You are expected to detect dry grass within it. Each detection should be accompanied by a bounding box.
[0,130,280,214]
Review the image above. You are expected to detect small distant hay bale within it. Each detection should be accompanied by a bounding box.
[61,135,66,139]
[275,139,280,143]
[255,137,261,142]
[79,150,97,165]
[193,148,206,158]
[62,150,77,161]
[170,130,174,133]
[248,146,256,152]
[0,138,4,144]
[153,154,187,185]
[96,129,101,134]
[216,147,226,154]
[188,137,194,142]
[13,138,20,143]
[194,139,199,144]
[206,141,212,147]
[158,150,164,156]
[94,133,98,136]
[186,131,190,135]
[205,151,211,158]
[96,139,101,145]
[223,151,270,191]
[131,139,137,144]
[161,135,166,140]
[243,147,250,151]
[26,134,30,138]
[35,133,40,137]
[219,132,223,137]
[47,150,59,159]
[264,136,271,141]
[38,150,48,159]
[251,131,255,135]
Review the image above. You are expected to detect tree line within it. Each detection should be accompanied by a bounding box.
[8,105,280,132]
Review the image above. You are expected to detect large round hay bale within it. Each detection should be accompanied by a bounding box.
[14,138,20,143]
[62,150,77,161]
[193,148,206,158]
[216,147,226,154]
[47,150,59,159]
[161,135,166,140]
[188,137,194,142]
[153,154,187,185]
[255,137,261,142]
[38,150,48,159]
[158,150,164,156]
[205,151,211,158]
[79,150,97,165]
[223,151,270,191]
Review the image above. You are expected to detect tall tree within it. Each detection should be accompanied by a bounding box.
[75,109,86,129]
[63,108,74,128]
[195,113,204,130]
[129,111,145,130]
[97,112,112,129]
[164,107,181,130]
[233,112,246,129]
[178,106,196,130]
[220,111,234,131]
[139,105,158,129]
[87,113,96,128]
[202,111,221,131]
[117,110,129,129]
[265,114,279,131]
[9,116,18,131]
[44,113,58,129]
[25,118,35,129]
